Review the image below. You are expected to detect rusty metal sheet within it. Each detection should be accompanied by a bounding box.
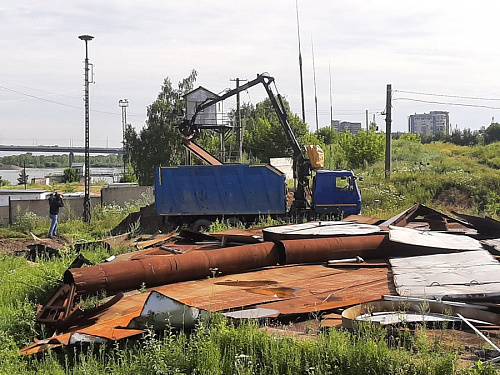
[210,228,264,244]
[342,215,383,225]
[252,271,391,315]
[150,264,392,314]
[135,231,177,249]
[19,333,72,355]
[263,221,381,242]
[24,293,147,354]
[452,211,500,237]
[23,263,393,354]
[379,203,473,232]
[182,138,223,165]
[320,312,343,329]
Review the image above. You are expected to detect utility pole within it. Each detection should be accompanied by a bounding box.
[79,34,94,223]
[365,109,369,131]
[311,36,319,132]
[231,78,246,162]
[329,62,333,130]
[384,84,392,179]
[295,0,306,123]
[119,99,129,176]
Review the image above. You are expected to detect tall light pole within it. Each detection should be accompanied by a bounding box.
[119,99,129,176]
[79,34,94,223]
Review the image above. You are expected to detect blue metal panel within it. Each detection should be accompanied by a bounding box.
[155,164,286,216]
[313,170,362,215]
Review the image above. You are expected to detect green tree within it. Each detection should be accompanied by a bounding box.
[126,70,198,185]
[17,169,29,185]
[337,130,385,168]
[63,168,79,183]
[316,126,336,145]
[484,123,500,144]
[242,98,309,162]
[120,164,138,183]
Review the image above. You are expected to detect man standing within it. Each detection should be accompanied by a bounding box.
[48,192,64,238]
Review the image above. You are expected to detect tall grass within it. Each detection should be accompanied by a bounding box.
[0,143,499,373]
[359,140,500,219]
[1,314,496,374]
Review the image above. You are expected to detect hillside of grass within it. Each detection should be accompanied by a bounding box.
[0,140,499,373]
[358,139,500,220]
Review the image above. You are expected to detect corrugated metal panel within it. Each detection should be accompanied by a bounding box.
[390,250,500,297]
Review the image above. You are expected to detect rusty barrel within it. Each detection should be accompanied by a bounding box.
[278,234,390,264]
[64,242,279,296]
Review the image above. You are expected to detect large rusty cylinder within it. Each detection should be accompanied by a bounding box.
[64,242,280,296]
[278,234,390,264]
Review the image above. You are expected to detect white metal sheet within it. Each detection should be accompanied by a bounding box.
[388,226,483,250]
[263,221,380,237]
[390,249,498,269]
[390,250,500,298]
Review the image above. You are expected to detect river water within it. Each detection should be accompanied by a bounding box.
[0,167,124,185]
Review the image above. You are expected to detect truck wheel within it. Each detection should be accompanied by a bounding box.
[190,219,212,232]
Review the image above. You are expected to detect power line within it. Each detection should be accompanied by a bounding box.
[393,97,500,110]
[394,89,500,101]
[0,85,82,109]
[0,84,144,117]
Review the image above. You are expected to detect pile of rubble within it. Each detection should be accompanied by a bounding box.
[20,204,500,363]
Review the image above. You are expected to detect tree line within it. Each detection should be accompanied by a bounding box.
[124,70,386,185]
[123,70,500,186]
[0,154,123,169]
[415,123,500,146]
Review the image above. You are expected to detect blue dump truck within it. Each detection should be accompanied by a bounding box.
[155,164,362,231]
[154,74,362,231]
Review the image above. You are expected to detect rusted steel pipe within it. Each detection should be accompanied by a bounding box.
[278,234,390,264]
[64,242,279,296]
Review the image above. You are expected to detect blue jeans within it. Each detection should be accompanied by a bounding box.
[48,214,58,237]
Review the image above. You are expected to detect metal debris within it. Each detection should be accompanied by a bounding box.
[20,203,500,355]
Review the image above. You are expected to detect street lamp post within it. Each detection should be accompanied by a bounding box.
[119,99,129,177]
[78,34,94,223]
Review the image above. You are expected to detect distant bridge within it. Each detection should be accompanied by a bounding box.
[0,145,124,154]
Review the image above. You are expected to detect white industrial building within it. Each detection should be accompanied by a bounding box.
[408,111,450,136]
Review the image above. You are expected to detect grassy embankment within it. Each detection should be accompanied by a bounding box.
[0,141,499,373]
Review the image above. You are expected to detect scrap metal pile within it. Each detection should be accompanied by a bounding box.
[21,203,500,356]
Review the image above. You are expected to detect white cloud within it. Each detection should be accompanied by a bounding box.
[1,0,500,148]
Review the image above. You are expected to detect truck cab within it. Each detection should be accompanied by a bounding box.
[312,170,362,216]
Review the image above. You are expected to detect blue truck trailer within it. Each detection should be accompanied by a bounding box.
[155,163,361,231]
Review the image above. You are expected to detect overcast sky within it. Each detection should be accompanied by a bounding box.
[1,1,500,149]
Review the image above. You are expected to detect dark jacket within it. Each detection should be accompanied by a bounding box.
[49,194,64,215]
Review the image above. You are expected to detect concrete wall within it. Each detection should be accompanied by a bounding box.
[4,185,154,226]
[8,196,101,225]
[100,185,153,207]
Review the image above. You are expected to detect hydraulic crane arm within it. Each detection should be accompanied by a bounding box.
[179,73,312,210]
